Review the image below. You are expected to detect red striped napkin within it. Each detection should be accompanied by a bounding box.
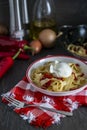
[2,76,87,128]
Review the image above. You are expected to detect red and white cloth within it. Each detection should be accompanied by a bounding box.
[2,76,87,128]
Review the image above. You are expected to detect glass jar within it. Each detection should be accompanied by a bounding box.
[30,0,57,40]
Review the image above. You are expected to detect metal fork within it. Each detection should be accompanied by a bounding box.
[2,95,73,116]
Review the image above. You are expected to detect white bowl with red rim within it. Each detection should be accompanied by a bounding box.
[26,55,87,96]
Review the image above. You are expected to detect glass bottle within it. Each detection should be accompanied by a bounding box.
[30,0,57,40]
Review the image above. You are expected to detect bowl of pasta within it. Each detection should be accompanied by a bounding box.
[59,24,87,61]
[26,55,87,96]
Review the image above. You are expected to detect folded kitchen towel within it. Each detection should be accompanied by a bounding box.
[2,76,87,128]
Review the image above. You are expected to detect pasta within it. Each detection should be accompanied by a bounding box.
[30,61,87,92]
[67,44,87,57]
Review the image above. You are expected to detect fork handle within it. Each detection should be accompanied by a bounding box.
[2,95,73,116]
[23,104,73,116]
[40,106,73,116]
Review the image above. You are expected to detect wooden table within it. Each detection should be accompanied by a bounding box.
[0,39,87,130]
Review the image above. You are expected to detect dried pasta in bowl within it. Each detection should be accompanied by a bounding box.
[67,44,87,57]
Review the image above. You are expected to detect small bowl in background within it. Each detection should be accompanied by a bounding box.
[59,24,87,61]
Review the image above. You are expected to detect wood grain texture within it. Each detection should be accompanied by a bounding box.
[0,1,87,130]
[0,40,87,130]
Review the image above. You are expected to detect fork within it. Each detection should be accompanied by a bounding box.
[2,95,73,116]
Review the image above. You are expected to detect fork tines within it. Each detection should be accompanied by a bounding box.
[2,95,23,107]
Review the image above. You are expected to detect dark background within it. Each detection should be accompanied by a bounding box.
[0,1,87,130]
[0,0,87,28]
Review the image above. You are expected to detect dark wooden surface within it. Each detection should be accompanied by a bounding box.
[0,0,87,130]
[0,39,87,130]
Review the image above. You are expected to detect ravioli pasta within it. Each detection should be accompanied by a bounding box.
[30,62,87,92]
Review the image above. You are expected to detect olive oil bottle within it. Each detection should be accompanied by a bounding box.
[30,0,57,40]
